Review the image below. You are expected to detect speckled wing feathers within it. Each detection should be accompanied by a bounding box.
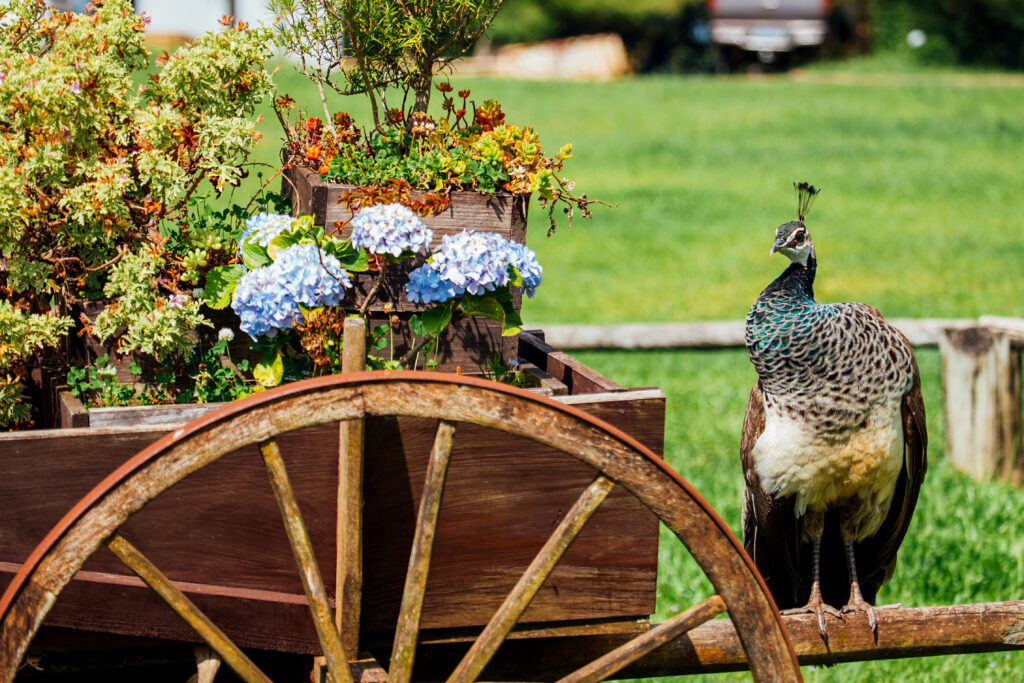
[747,299,917,441]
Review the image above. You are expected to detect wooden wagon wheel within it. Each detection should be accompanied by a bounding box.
[0,372,800,682]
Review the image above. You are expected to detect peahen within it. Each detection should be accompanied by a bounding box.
[741,183,927,640]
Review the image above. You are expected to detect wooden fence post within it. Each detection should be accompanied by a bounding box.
[940,326,1023,485]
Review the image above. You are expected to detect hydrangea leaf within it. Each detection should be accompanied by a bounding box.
[507,264,524,288]
[325,240,369,272]
[254,349,284,387]
[268,230,302,260]
[460,294,504,324]
[242,236,272,270]
[204,265,246,310]
[420,304,453,338]
[408,313,428,337]
[493,286,523,336]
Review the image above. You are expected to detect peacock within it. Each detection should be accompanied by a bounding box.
[741,183,927,641]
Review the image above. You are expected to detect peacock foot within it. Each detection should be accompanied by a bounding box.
[781,597,844,642]
[843,599,903,640]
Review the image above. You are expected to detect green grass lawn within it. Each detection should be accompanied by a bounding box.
[247,65,1024,325]
[242,61,1024,679]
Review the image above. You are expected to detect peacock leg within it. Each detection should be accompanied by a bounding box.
[840,538,879,636]
[780,514,842,641]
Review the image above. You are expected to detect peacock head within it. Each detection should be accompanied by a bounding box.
[770,220,814,266]
[770,182,819,267]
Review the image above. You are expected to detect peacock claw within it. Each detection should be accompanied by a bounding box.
[842,597,878,636]
[844,601,903,640]
[781,599,844,641]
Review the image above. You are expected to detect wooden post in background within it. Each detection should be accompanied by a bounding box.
[338,317,367,658]
[940,326,1023,485]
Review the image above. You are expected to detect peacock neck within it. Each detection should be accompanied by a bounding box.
[763,253,817,304]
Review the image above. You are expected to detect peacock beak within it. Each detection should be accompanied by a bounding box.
[770,235,788,255]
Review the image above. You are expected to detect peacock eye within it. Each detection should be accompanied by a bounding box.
[795,231,805,243]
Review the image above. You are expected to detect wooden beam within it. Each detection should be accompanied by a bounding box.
[412,601,1024,679]
[539,318,981,351]
[338,316,367,659]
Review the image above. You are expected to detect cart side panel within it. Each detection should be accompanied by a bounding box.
[0,390,664,654]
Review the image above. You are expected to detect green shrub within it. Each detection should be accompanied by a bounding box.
[872,0,1024,69]
[0,301,73,427]
[0,0,273,307]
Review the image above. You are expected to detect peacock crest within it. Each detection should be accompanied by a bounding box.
[794,182,819,221]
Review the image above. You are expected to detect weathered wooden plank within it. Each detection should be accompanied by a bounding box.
[87,401,227,429]
[540,318,983,350]
[0,562,321,654]
[519,332,625,394]
[411,601,1024,680]
[283,166,528,244]
[448,476,617,683]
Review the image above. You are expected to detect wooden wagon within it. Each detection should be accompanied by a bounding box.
[2,329,1022,682]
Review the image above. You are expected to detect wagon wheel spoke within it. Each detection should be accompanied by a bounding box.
[104,534,271,683]
[555,594,727,683]
[388,420,458,683]
[447,475,617,683]
[259,439,353,683]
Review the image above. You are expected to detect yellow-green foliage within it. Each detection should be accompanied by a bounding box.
[0,0,273,302]
[92,248,211,362]
[0,301,73,427]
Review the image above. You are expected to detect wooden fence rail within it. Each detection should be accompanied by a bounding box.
[410,601,1024,679]
[542,316,1024,487]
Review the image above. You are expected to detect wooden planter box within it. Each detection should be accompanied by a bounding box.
[1,332,665,654]
[283,163,530,371]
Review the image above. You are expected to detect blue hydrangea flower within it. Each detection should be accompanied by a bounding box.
[406,264,462,304]
[431,231,511,295]
[237,212,294,260]
[405,231,542,304]
[274,242,352,308]
[503,240,543,298]
[231,266,301,339]
[231,243,352,340]
[349,203,433,257]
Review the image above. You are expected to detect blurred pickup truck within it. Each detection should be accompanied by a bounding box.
[708,0,832,68]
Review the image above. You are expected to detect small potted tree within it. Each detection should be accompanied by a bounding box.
[265,0,602,371]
